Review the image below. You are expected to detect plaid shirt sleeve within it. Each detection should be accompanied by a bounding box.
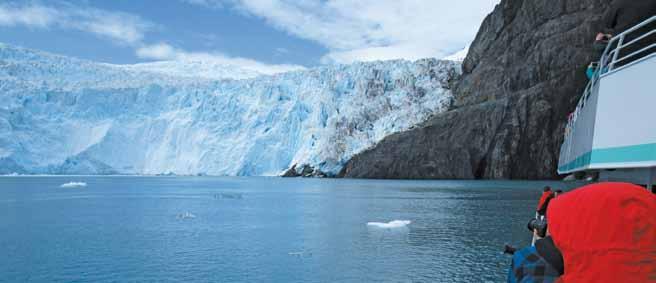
[507,246,561,283]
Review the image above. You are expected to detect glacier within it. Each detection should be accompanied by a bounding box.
[120,59,296,81]
[0,43,459,176]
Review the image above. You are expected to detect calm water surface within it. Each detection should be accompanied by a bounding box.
[0,177,584,282]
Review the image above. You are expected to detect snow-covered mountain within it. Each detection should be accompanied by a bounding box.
[0,43,459,176]
[443,45,470,63]
[121,60,267,80]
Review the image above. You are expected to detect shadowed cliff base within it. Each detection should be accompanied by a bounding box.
[340,0,619,180]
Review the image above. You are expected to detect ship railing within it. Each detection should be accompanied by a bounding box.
[601,15,656,73]
[564,15,656,139]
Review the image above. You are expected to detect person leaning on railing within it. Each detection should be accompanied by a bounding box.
[586,62,599,79]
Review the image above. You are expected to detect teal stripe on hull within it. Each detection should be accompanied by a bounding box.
[558,143,656,173]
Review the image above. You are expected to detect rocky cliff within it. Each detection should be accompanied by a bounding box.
[341,0,617,180]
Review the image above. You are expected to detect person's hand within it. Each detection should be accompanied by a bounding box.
[534,229,543,240]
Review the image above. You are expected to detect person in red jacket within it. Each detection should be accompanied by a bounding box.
[509,182,655,282]
[547,182,656,282]
[536,186,555,217]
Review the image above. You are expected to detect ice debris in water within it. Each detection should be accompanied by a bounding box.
[367,220,412,229]
[214,193,243,199]
[288,251,312,258]
[60,182,87,188]
[177,212,196,219]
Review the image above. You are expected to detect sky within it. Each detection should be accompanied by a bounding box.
[0,0,499,73]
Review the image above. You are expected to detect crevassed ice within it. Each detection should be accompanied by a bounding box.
[0,44,460,176]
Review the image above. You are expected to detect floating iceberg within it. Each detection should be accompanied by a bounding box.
[176,212,196,219]
[367,220,412,229]
[214,193,243,199]
[60,181,87,188]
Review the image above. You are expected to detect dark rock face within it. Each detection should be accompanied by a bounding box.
[341,0,618,180]
[282,164,329,178]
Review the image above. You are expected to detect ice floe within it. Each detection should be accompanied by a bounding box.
[60,182,87,188]
[177,212,196,219]
[214,193,243,200]
[367,220,411,229]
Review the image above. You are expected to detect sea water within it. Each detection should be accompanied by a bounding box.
[0,177,584,282]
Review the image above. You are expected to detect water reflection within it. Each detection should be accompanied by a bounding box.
[0,177,585,282]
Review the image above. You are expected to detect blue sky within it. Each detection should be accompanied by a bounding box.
[0,0,499,72]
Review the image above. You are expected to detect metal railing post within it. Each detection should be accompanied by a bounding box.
[610,35,625,71]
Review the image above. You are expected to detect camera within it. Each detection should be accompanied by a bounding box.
[503,244,518,255]
[527,218,548,238]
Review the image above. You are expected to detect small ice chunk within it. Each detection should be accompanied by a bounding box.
[177,212,196,219]
[367,220,411,229]
[214,193,243,199]
[288,251,312,258]
[60,182,87,188]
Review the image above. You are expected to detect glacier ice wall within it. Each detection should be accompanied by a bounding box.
[0,44,459,176]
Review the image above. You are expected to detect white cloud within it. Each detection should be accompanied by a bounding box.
[3,0,494,73]
[214,0,499,64]
[68,8,152,45]
[136,42,305,75]
[0,2,298,75]
[0,4,59,28]
[0,2,152,45]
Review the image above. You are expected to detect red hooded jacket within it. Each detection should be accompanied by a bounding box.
[547,182,656,282]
